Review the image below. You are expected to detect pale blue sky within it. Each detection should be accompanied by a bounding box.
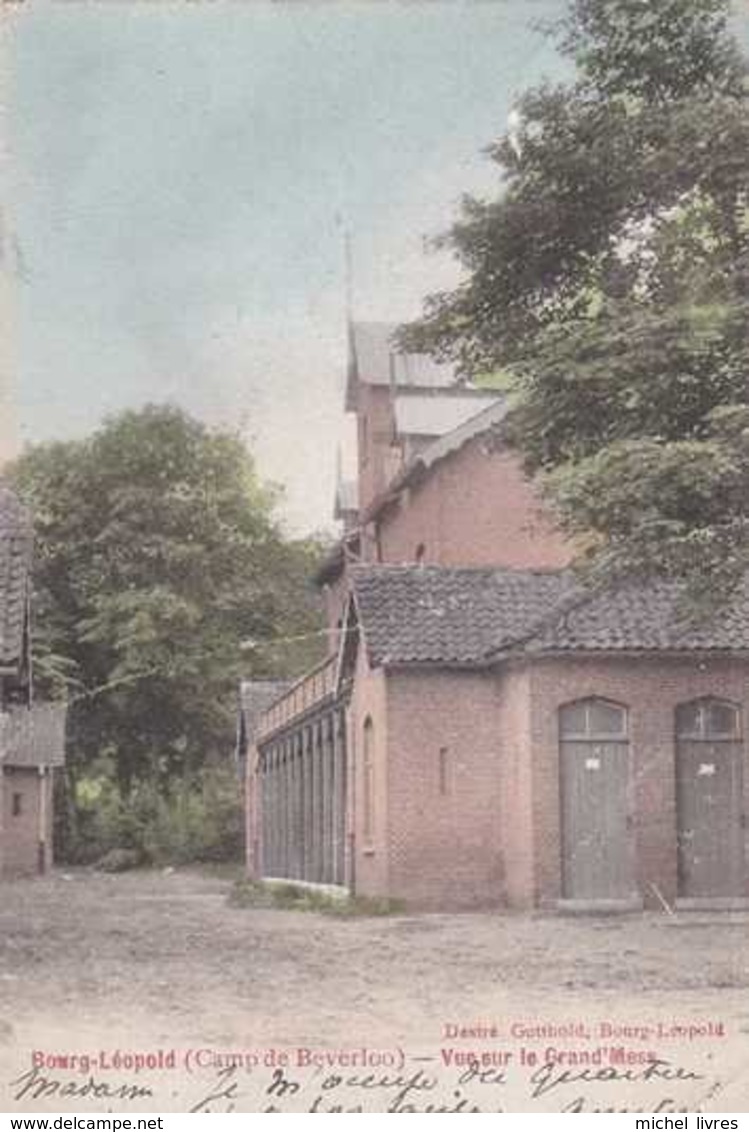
[8,2,747,532]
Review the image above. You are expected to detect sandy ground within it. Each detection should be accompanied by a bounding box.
[1,868,748,1112]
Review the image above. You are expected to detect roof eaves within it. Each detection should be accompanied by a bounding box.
[361,401,507,527]
[507,646,749,660]
[377,657,488,672]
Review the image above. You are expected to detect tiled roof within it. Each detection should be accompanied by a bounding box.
[0,489,31,672]
[351,565,749,668]
[524,578,749,655]
[1,704,67,768]
[352,565,572,666]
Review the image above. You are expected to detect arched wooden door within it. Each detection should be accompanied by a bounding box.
[559,698,636,901]
[676,698,746,899]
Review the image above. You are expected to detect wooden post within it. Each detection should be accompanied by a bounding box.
[334,709,347,887]
[345,710,356,894]
[302,726,312,882]
[37,765,48,875]
[292,733,303,879]
[323,715,334,884]
[245,746,257,879]
[271,745,280,877]
[314,721,325,883]
[287,736,295,879]
[265,747,273,877]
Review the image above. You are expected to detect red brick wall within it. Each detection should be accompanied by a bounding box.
[320,402,570,634]
[345,654,749,912]
[356,386,400,520]
[524,656,749,910]
[497,666,535,908]
[348,640,390,897]
[377,437,570,569]
[1,767,53,877]
[378,669,504,910]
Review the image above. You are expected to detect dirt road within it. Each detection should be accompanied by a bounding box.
[1,869,747,1112]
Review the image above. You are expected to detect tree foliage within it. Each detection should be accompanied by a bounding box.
[406,0,749,595]
[11,405,325,795]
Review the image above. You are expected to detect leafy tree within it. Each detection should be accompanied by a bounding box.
[11,405,325,798]
[405,0,749,596]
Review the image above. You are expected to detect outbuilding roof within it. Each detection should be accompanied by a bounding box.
[351,565,572,666]
[0,488,32,673]
[1,703,67,768]
[350,565,749,668]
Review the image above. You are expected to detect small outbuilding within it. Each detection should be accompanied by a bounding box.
[0,488,66,878]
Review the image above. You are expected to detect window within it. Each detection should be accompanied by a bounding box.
[438,747,449,796]
[362,717,375,843]
[359,414,369,466]
[676,698,741,740]
[559,698,628,740]
[11,793,22,817]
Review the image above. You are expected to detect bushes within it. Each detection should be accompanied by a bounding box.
[229,878,405,917]
[58,762,244,867]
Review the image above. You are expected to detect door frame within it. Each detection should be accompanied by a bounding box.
[558,697,640,910]
[675,697,746,903]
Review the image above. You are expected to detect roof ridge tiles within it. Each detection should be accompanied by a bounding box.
[350,562,568,578]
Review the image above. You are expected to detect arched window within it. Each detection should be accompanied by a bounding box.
[676,697,741,741]
[559,698,628,741]
[362,717,375,843]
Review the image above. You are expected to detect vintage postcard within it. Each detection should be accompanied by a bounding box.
[1,0,749,1116]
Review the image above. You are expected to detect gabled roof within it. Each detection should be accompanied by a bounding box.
[1,704,67,768]
[334,479,359,519]
[361,397,509,525]
[319,397,510,587]
[352,565,572,666]
[346,321,458,410]
[0,489,32,673]
[350,565,749,669]
[393,389,500,439]
[399,397,508,481]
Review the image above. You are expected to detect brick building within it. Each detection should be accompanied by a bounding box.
[0,488,66,878]
[242,323,749,911]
